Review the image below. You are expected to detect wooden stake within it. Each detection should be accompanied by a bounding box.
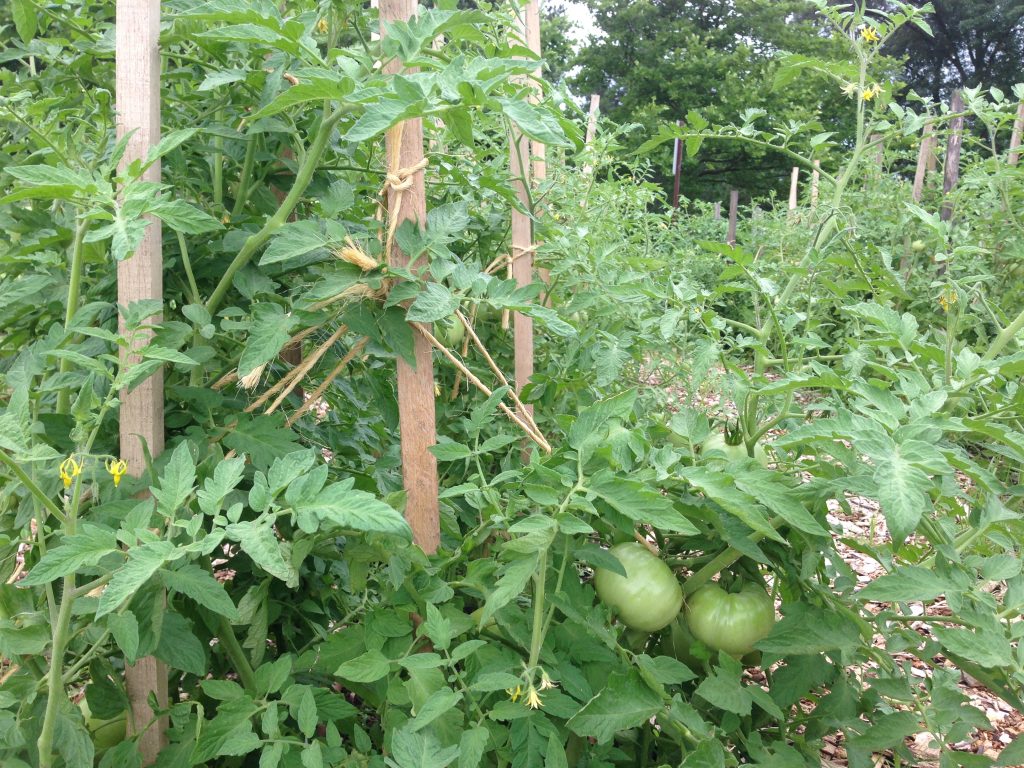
[1009,102,1024,166]
[116,1,167,762]
[509,3,536,424]
[788,166,799,212]
[912,122,933,203]
[811,159,820,209]
[713,201,721,219]
[726,189,738,245]
[380,0,439,553]
[671,119,683,210]
[941,90,964,224]
[524,1,548,288]
[582,94,600,177]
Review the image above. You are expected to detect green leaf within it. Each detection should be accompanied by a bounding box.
[694,659,750,716]
[225,519,298,586]
[151,441,196,520]
[569,390,637,451]
[857,566,954,603]
[297,686,318,738]
[191,696,260,763]
[732,469,828,537]
[389,727,461,768]
[294,479,412,539]
[755,603,862,656]
[155,610,207,676]
[636,654,697,685]
[679,467,783,542]
[260,220,331,266]
[197,457,247,516]
[20,524,119,586]
[150,199,224,234]
[250,79,353,120]
[408,688,462,732]
[458,727,491,768]
[237,303,300,378]
[589,470,699,535]
[335,649,391,683]
[420,603,454,651]
[223,413,303,471]
[406,283,459,323]
[11,0,36,43]
[479,554,537,626]
[345,98,411,143]
[107,612,140,663]
[932,625,1014,668]
[567,670,664,744]
[162,563,239,620]
[498,98,568,146]
[97,541,177,617]
[871,444,932,544]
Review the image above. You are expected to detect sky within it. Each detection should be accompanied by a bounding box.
[556,1,601,44]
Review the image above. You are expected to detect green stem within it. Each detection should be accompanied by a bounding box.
[176,231,201,306]
[218,615,258,693]
[205,105,347,317]
[231,133,257,218]
[981,305,1024,362]
[56,219,90,414]
[527,547,548,671]
[681,517,786,597]
[0,451,66,524]
[213,109,224,207]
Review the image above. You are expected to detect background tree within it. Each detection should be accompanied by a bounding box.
[883,0,1024,102]
[565,0,905,205]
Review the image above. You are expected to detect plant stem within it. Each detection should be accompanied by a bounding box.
[218,615,258,693]
[0,451,66,524]
[527,547,548,671]
[681,517,786,597]
[56,218,90,415]
[231,133,257,218]
[176,231,201,306]
[205,105,347,317]
[982,305,1024,361]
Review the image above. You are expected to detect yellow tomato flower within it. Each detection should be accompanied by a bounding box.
[525,686,542,710]
[939,289,958,312]
[105,458,129,487]
[59,455,83,489]
[506,685,522,703]
[538,670,557,691]
[860,26,881,44]
[316,18,329,34]
[862,85,882,101]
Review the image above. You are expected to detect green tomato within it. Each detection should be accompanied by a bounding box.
[911,239,926,252]
[684,583,775,658]
[700,432,769,468]
[434,316,465,347]
[77,700,127,751]
[594,542,683,632]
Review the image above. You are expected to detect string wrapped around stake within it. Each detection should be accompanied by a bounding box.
[379,121,429,267]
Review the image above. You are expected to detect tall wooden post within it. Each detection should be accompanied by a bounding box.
[381,0,440,553]
[524,1,548,288]
[585,94,600,147]
[940,91,964,224]
[713,201,721,219]
[726,189,739,245]
[509,3,537,422]
[1009,102,1024,166]
[811,160,820,209]
[116,1,167,762]
[671,119,683,210]
[912,122,934,203]
[788,166,799,212]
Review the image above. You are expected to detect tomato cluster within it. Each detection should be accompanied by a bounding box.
[593,543,776,664]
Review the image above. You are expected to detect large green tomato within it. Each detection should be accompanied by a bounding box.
[684,583,775,657]
[77,700,127,751]
[594,543,682,632]
[434,315,465,347]
[700,432,769,468]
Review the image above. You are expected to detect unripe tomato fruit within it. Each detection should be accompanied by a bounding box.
[684,583,775,658]
[700,432,769,468]
[911,239,926,252]
[434,316,465,347]
[77,700,127,750]
[594,542,682,632]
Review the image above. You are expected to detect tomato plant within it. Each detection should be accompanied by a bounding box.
[593,542,683,632]
[684,582,776,658]
[435,314,466,347]
[700,422,769,468]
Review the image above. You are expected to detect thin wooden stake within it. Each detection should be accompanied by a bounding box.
[116,0,167,762]
[585,94,600,146]
[941,90,964,224]
[381,0,439,554]
[671,119,683,210]
[524,2,549,290]
[713,201,721,219]
[788,166,799,212]
[510,3,536,425]
[1009,102,1024,166]
[811,159,820,209]
[726,189,739,245]
[912,122,933,203]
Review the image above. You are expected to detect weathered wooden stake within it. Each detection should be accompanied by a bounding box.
[1009,102,1024,166]
[726,189,739,245]
[671,119,683,210]
[912,122,933,203]
[811,159,820,209]
[788,166,799,212]
[381,0,440,553]
[940,90,964,224]
[524,1,548,289]
[116,1,167,762]
[585,94,600,147]
[713,201,721,219]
